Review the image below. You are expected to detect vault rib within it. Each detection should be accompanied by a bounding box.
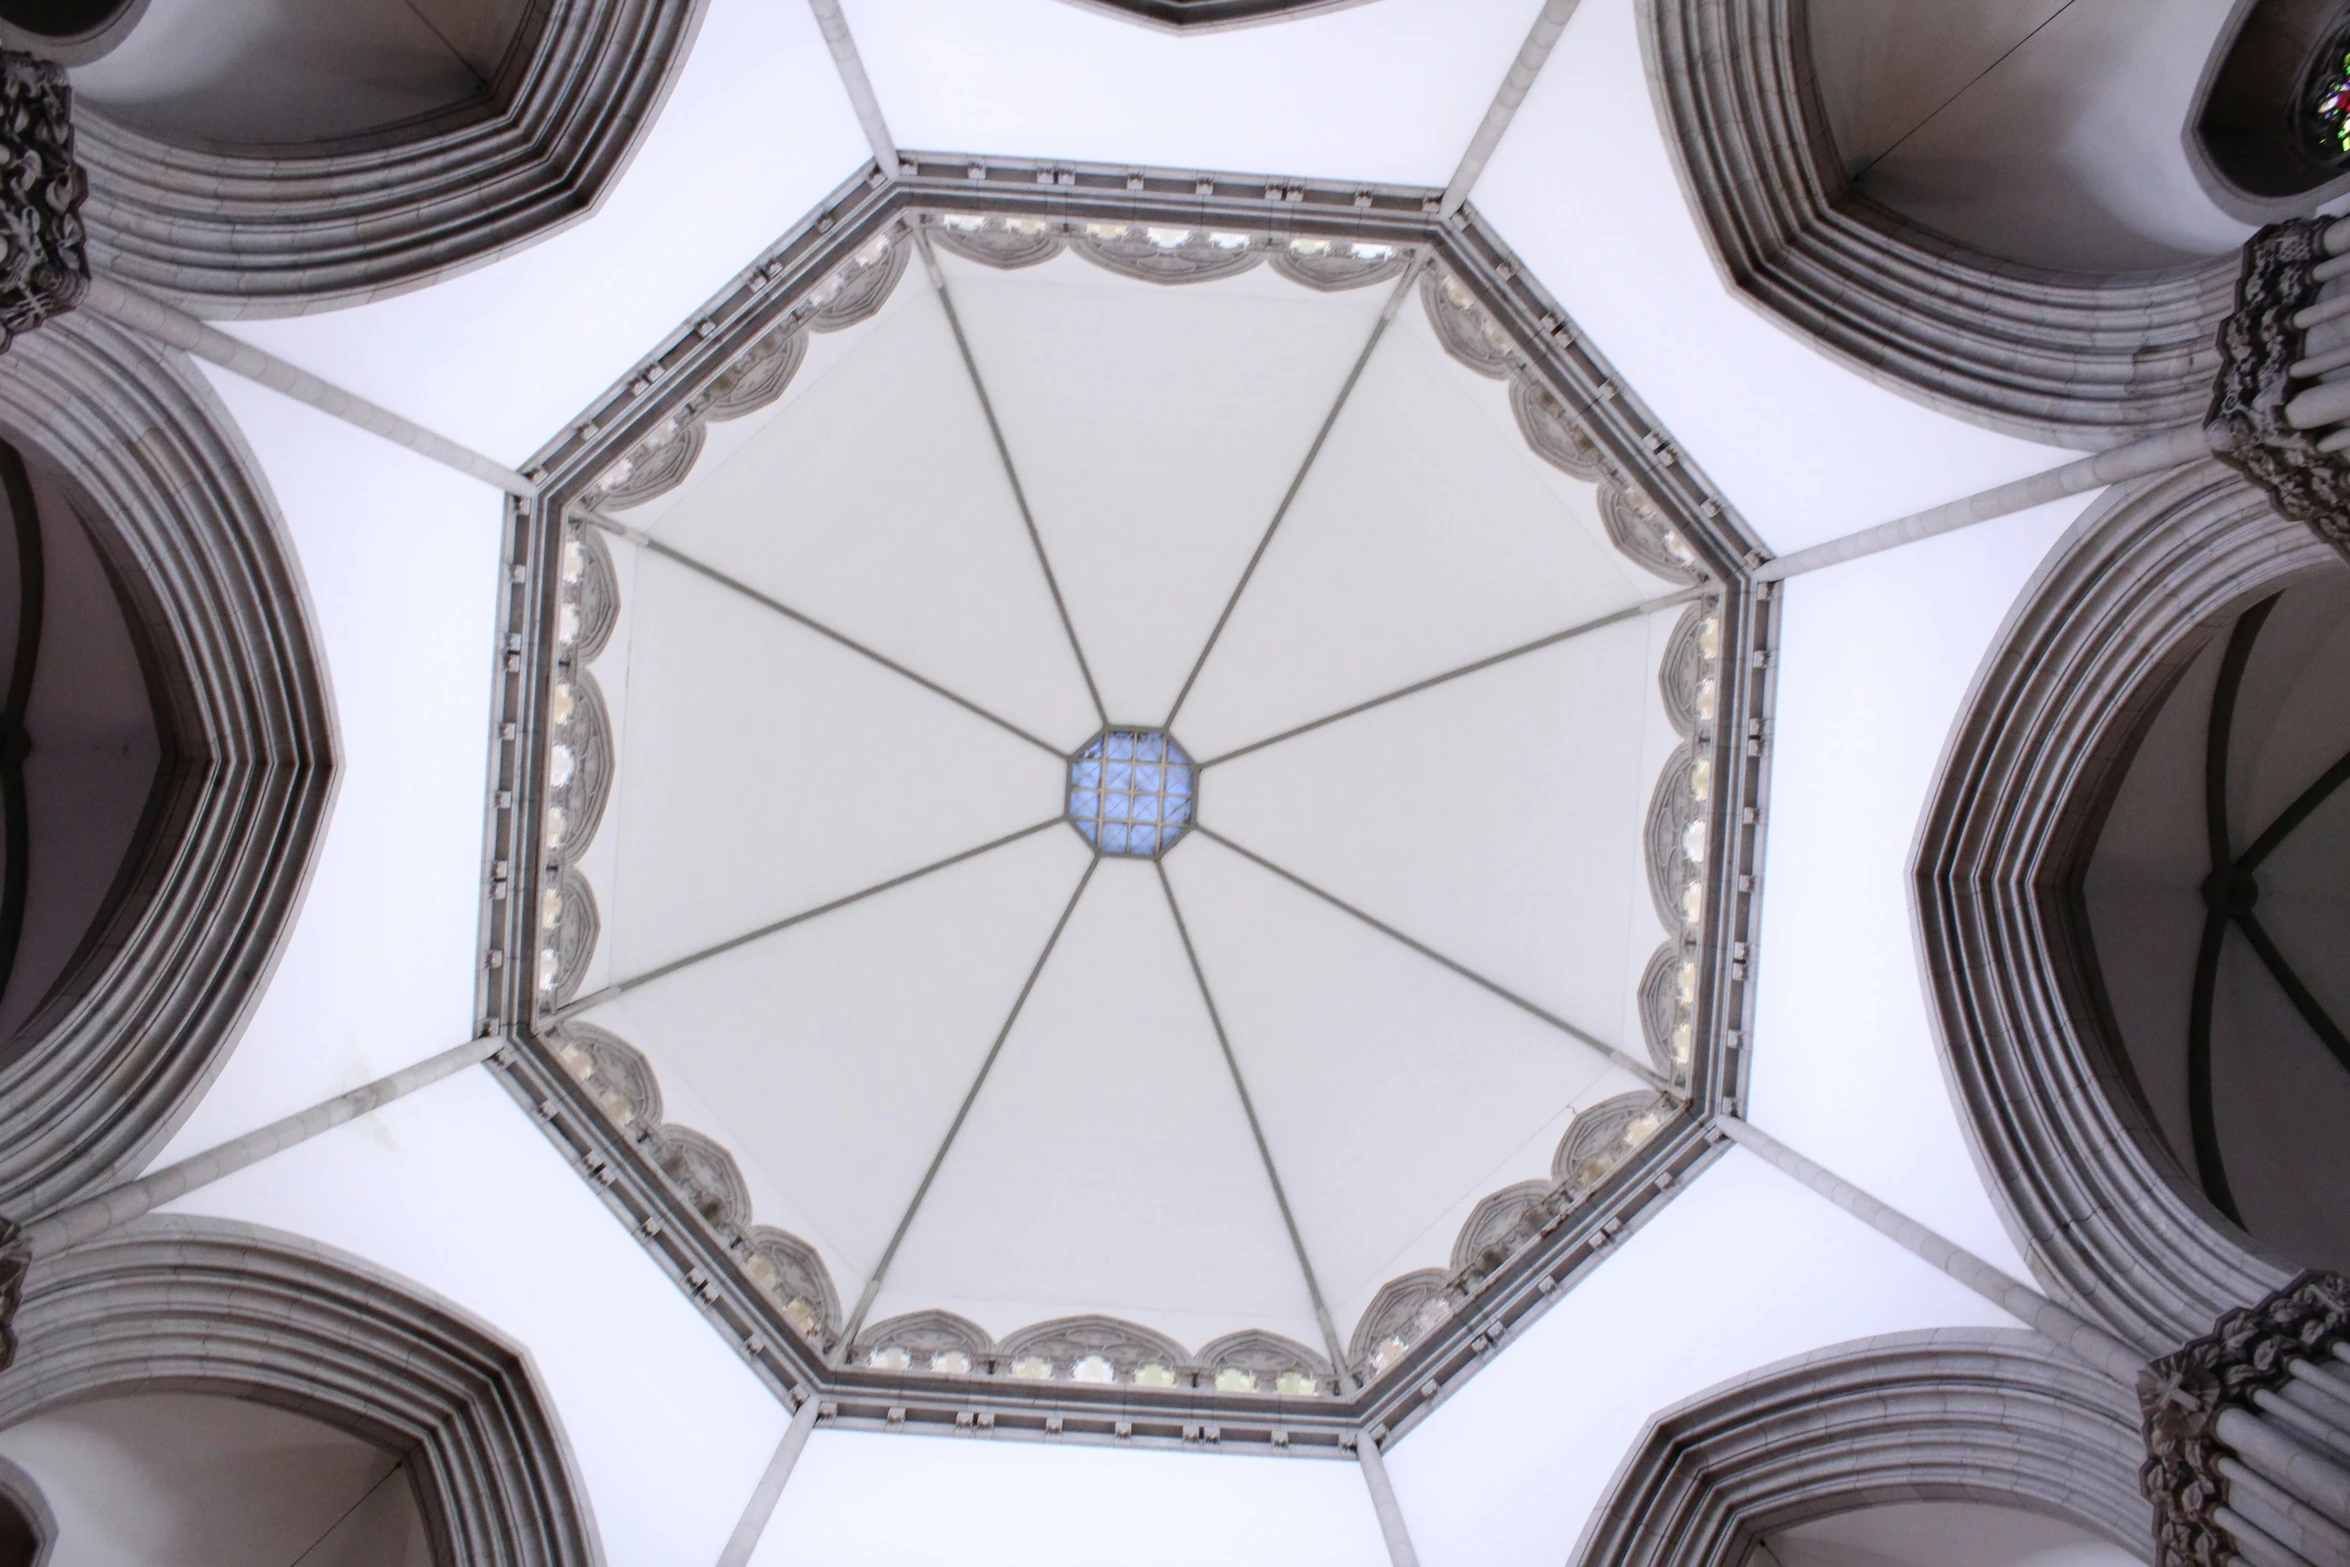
[913,228,1109,728]
[1163,258,1421,732]
[834,855,1099,1359]
[546,817,1066,1023]
[1157,860,1359,1394]
[1195,825,1674,1094]
[582,513,1067,757]
[1196,586,1707,769]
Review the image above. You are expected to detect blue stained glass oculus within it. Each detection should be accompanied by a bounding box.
[1068,729,1196,857]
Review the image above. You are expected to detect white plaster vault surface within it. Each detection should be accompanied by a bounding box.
[581,243,1665,1351]
[109,0,2159,1562]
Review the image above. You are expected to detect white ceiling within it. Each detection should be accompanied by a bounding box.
[578,236,1680,1354]
[106,0,2169,1562]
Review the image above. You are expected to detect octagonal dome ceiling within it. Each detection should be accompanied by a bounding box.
[503,173,1753,1422]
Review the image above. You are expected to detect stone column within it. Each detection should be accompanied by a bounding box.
[2142,1272,2350,1567]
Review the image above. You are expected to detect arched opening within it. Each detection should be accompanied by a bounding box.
[0,437,174,1063]
[0,0,145,65]
[63,0,703,312]
[1806,0,2249,273]
[0,1393,429,1566]
[0,1219,599,1567]
[0,1456,43,1567]
[0,317,332,1221]
[1915,465,2340,1350]
[2082,567,2350,1275]
[69,0,537,150]
[1760,1501,2141,1567]
[1571,1330,2150,1567]
[2188,0,2350,222]
[1641,0,2239,447]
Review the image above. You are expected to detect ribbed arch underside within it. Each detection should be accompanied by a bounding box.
[570,236,1674,1360]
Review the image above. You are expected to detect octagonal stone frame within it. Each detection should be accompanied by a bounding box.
[474,153,1778,1455]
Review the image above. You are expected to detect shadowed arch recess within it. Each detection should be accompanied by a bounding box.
[1570,1329,2151,1567]
[72,0,706,315]
[1915,461,2335,1351]
[0,312,331,1220]
[0,1217,598,1567]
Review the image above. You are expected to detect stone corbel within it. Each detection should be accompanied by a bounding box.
[2141,1271,2350,1567]
[2207,218,2350,563]
[0,49,85,352]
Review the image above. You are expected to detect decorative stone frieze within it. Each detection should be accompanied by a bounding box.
[2141,1272,2350,1567]
[0,51,85,352]
[2205,218,2350,563]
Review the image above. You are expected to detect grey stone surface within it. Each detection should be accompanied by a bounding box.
[1640,0,2236,448]
[1915,461,2332,1351]
[0,1216,599,1567]
[0,312,331,1223]
[73,0,704,316]
[1571,1329,2154,1567]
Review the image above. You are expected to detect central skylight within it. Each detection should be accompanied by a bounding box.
[1068,729,1195,856]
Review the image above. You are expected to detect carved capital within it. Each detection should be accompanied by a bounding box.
[2139,1271,2350,1567]
[2206,219,2350,561]
[0,50,84,351]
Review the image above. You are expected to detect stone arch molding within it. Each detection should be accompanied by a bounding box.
[1638,0,2237,447]
[1569,1329,2151,1567]
[0,313,333,1221]
[0,1217,600,1567]
[74,0,706,315]
[1915,461,2336,1352]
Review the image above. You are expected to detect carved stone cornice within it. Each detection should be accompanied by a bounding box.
[0,50,85,351]
[2140,1272,2350,1567]
[2205,218,2350,563]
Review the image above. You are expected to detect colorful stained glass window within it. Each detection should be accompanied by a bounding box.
[2312,42,2350,157]
[1067,729,1196,857]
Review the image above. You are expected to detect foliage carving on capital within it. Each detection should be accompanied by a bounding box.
[2139,1270,2350,1567]
[2207,218,2350,562]
[0,52,84,353]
